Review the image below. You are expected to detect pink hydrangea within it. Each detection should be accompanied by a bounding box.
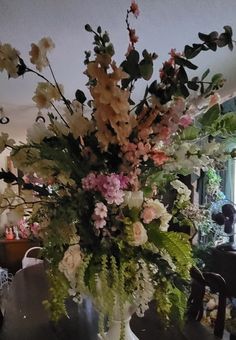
[81,172,97,190]
[82,172,129,205]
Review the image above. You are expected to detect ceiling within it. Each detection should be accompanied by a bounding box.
[1,0,236,140]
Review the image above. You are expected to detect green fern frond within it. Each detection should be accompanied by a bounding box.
[147,225,194,279]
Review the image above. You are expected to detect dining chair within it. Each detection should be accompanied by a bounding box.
[0,309,3,329]
[184,266,227,339]
[21,247,43,269]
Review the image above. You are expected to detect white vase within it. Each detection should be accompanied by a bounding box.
[97,301,139,340]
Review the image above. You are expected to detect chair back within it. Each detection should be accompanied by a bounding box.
[188,266,227,339]
[22,247,43,269]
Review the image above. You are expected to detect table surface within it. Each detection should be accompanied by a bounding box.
[0,264,219,340]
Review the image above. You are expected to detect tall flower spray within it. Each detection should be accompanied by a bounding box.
[0,1,235,337]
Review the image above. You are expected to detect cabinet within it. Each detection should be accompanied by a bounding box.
[0,239,38,274]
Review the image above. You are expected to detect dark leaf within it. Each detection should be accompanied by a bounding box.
[184,44,202,59]
[177,66,188,83]
[179,84,189,98]
[187,81,199,91]
[17,57,27,76]
[174,56,198,70]
[207,42,217,51]
[139,60,153,80]
[128,97,135,105]
[200,83,205,95]
[127,49,140,64]
[0,170,17,183]
[201,68,210,80]
[75,89,86,104]
[121,77,132,89]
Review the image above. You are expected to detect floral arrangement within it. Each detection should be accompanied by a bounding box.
[0,1,236,338]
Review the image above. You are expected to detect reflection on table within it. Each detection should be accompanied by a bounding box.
[0,263,216,340]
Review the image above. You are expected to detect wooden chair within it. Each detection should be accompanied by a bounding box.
[0,309,3,329]
[184,266,227,339]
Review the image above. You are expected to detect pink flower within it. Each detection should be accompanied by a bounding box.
[93,218,107,229]
[94,202,108,219]
[129,29,139,44]
[179,114,193,127]
[131,222,148,246]
[141,206,157,224]
[130,1,140,18]
[152,151,169,166]
[81,172,97,190]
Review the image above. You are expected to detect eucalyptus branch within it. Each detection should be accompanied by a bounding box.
[48,63,74,115]
[25,67,55,87]
[50,101,70,128]
[128,95,152,113]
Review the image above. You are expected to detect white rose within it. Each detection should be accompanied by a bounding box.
[123,191,143,209]
[131,221,148,246]
[58,244,82,282]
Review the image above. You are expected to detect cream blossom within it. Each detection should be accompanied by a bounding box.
[64,109,93,139]
[32,82,63,109]
[29,37,55,72]
[58,244,82,282]
[130,221,148,246]
[27,121,54,144]
[123,190,143,209]
[0,43,20,78]
[0,132,15,153]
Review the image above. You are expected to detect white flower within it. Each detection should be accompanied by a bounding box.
[123,190,143,209]
[160,212,172,231]
[130,221,148,246]
[27,121,54,143]
[171,180,191,202]
[59,244,82,283]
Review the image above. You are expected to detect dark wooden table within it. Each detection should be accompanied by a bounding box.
[0,264,219,340]
[0,239,39,274]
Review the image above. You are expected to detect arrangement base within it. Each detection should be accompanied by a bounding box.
[97,318,139,340]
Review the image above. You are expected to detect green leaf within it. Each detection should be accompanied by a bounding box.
[147,227,193,279]
[139,60,153,80]
[127,49,140,64]
[216,112,236,134]
[180,126,200,140]
[187,81,199,91]
[199,104,221,126]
